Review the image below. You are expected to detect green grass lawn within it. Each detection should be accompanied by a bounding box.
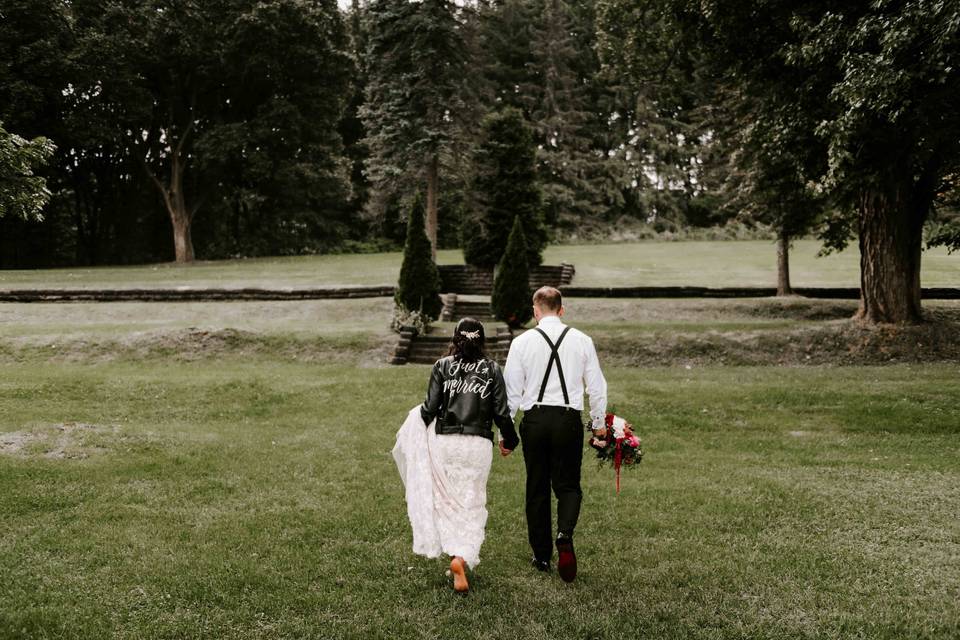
[1,240,957,289]
[2,357,959,639]
[0,299,391,340]
[2,249,958,639]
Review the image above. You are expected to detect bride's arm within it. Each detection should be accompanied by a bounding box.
[420,361,444,426]
[492,364,519,450]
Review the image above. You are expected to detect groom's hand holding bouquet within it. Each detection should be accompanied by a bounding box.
[588,413,643,493]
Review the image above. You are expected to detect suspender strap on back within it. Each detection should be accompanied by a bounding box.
[535,326,571,405]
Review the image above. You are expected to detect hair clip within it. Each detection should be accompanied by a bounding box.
[459,330,480,340]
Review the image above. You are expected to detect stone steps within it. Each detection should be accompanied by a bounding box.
[438,265,494,295]
[440,295,496,321]
[437,262,576,296]
[392,326,513,365]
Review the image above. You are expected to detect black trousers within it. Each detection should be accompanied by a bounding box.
[520,405,584,562]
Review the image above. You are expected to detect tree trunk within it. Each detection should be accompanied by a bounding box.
[425,155,439,260]
[72,178,90,266]
[776,230,792,296]
[170,211,194,263]
[163,151,195,263]
[141,121,197,264]
[855,186,925,324]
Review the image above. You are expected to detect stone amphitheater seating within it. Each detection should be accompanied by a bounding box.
[392,262,576,365]
[437,262,575,295]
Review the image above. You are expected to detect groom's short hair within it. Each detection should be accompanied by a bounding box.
[533,286,562,312]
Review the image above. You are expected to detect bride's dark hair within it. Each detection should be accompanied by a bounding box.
[447,317,486,362]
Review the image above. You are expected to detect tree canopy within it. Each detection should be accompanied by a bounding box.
[0,121,55,220]
[1,0,352,265]
[1,0,957,326]
[593,0,960,321]
[681,0,960,321]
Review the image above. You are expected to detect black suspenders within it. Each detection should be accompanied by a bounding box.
[535,326,571,405]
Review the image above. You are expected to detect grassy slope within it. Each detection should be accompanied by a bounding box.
[1,359,958,639]
[5,297,957,368]
[0,240,957,289]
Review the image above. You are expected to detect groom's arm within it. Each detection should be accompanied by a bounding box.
[583,336,608,432]
[503,339,524,421]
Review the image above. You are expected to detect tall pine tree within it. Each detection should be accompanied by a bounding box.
[360,0,470,259]
[339,0,372,228]
[477,0,614,228]
[596,0,718,225]
[528,0,607,226]
[476,0,538,114]
[463,108,545,269]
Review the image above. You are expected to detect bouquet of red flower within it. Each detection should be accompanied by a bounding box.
[588,413,642,494]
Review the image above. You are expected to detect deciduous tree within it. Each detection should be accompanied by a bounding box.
[718,94,826,295]
[0,121,55,220]
[76,0,351,263]
[683,0,960,323]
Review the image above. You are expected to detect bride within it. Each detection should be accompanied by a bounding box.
[393,318,520,593]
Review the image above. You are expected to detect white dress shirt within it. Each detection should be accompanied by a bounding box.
[504,315,607,428]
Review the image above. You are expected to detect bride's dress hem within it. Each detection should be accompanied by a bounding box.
[393,406,492,570]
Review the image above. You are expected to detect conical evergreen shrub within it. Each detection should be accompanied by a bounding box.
[491,216,533,328]
[396,194,443,320]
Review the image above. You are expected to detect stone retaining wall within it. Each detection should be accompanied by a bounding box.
[0,286,395,303]
[559,286,960,300]
[6,284,957,304]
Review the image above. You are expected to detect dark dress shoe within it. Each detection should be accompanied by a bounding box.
[531,557,551,572]
[556,534,577,583]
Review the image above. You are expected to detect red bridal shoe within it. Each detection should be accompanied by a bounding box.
[450,556,469,593]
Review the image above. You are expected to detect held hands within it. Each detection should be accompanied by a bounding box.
[498,440,514,457]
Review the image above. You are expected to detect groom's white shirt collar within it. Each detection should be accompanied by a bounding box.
[537,315,563,326]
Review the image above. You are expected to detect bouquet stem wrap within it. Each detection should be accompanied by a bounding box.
[613,437,624,494]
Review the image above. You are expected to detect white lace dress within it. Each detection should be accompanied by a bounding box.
[392,406,493,569]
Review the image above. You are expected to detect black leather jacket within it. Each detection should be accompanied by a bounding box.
[420,356,520,449]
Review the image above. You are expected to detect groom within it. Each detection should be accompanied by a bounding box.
[502,286,607,582]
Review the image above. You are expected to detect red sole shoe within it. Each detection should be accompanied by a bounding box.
[450,557,469,593]
[556,539,577,583]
